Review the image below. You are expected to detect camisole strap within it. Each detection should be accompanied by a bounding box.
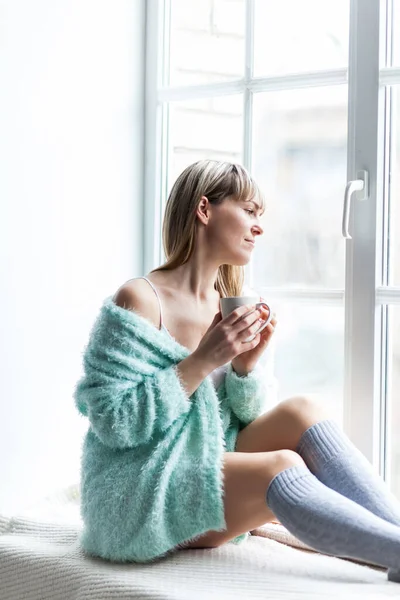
[129,276,165,330]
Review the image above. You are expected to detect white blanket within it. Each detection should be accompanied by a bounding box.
[0,484,398,600]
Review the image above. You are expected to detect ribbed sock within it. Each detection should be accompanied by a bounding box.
[295,419,400,582]
[295,419,400,527]
[266,465,400,577]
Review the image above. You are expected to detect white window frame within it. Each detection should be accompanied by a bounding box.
[346,0,400,479]
[144,0,400,479]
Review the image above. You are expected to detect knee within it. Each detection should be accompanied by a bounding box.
[278,395,328,422]
[273,449,307,471]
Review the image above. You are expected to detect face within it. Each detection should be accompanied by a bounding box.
[198,195,265,266]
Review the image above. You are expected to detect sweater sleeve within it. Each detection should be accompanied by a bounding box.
[224,343,279,427]
[74,363,192,450]
[224,362,268,426]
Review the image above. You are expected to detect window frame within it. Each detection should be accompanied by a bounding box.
[144,0,400,480]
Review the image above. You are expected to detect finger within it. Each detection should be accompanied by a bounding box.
[243,316,273,341]
[259,329,274,343]
[208,312,222,327]
[236,308,264,334]
[225,303,258,325]
[260,312,277,324]
[259,302,275,316]
[260,322,273,333]
[259,320,276,333]
[205,311,222,333]
[242,332,261,347]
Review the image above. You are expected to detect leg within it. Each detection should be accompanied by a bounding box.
[180,447,400,578]
[235,395,330,453]
[236,394,400,554]
[266,464,400,576]
[180,449,306,549]
[235,396,329,533]
[295,418,400,528]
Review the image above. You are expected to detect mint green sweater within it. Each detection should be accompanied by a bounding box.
[74,296,273,563]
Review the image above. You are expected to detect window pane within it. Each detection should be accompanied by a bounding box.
[390,86,400,285]
[252,85,348,289]
[168,0,245,87]
[166,95,243,191]
[254,0,349,77]
[388,306,400,499]
[269,300,344,424]
[393,0,400,67]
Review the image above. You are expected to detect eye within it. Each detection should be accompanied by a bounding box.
[245,209,255,215]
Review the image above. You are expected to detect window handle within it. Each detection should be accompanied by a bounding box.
[342,170,369,239]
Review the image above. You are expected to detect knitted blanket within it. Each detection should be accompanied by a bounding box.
[73,296,272,563]
[0,486,392,600]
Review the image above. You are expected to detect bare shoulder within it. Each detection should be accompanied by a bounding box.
[112,279,161,330]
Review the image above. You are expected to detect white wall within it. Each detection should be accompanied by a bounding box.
[0,0,145,514]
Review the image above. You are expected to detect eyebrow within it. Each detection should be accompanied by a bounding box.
[248,199,264,214]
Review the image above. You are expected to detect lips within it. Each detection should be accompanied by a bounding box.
[245,239,255,246]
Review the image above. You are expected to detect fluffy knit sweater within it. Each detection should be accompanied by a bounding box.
[74,295,275,563]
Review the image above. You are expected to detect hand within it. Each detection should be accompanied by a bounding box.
[231,298,277,376]
[193,303,269,374]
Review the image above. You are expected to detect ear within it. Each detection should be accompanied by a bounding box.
[196,195,211,226]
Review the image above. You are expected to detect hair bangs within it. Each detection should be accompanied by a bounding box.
[230,164,266,214]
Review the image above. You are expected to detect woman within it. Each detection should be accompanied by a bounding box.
[75,160,400,580]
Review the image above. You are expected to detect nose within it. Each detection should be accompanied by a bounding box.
[252,223,264,237]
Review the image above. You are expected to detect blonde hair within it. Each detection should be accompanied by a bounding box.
[150,159,265,298]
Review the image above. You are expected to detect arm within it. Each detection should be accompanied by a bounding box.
[224,284,279,425]
[74,284,214,449]
[75,364,191,449]
[74,358,210,449]
[224,343,279,427]
[113,284,215,398]
[224,362,268,426]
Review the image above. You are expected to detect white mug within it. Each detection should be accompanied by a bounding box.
[220,296,273,342]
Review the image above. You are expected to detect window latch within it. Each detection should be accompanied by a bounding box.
[342,170,370,239]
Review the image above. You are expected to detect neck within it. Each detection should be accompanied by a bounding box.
[165,263,220,304]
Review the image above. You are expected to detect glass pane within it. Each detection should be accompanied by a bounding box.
[252,85,348,289]
[393,0,400,66]
[267,300,344,424]
[388,306,400,499]
[168,0,245,87]
[390,86,400,285]
[166,95,243,190]
[254,0,349,77]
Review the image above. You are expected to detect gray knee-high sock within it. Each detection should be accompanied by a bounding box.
[295,419,400,527]
[266,465,400,577]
